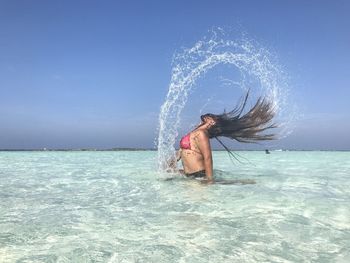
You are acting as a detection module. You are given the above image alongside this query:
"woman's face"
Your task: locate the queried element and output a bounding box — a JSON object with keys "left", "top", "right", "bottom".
{"left": 201, "top": 115, "right": 216, "bottom": 125}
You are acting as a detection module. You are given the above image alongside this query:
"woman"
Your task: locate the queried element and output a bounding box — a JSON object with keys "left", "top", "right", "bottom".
{"left": 176, "top": 91, "right": 277, "bottom": 181}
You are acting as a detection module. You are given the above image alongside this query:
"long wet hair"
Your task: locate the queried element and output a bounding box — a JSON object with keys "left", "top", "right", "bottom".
{"left": 200, "top": 90, "right": 277, "bottom": 162}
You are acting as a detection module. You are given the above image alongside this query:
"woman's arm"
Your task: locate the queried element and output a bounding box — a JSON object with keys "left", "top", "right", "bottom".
{"left": 176, "top": 149, "right": 182, "bottom": 161}
{"left": 166, "top": 150, "right": 182, "bottom": 173}
{"left": 196, "top": 130, "right": 213, "bottom": 181}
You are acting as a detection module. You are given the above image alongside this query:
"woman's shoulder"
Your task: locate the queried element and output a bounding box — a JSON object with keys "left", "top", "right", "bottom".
{"left": 192, "top": 129, "right": 209, "bottom": 138}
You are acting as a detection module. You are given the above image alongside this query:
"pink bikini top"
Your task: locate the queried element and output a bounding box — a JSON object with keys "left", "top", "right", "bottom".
{"left": 180, "top": 132, "right": 202, "bottom": 154}
{"left": 180, "top": 133, "right": 202, "bottom": 154}
{"left": 180, "top": 133, "right": 191, "bottom": 150}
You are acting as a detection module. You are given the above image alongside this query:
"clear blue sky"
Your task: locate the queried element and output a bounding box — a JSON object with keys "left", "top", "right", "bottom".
{"left": 0, "top": 0, "right": 349, "bottom": 150}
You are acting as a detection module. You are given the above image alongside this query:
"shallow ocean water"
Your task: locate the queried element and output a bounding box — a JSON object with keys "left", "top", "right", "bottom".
{"left": 0, "top": 151, "right": 349, "bottom": 262}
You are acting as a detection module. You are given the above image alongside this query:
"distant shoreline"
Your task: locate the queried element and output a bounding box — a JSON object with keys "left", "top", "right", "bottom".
{"left": 0, "top": 148, "right": 349, "bottom": 152}
{"left": 0, "top": 148, "right": 155, "bottom": 152}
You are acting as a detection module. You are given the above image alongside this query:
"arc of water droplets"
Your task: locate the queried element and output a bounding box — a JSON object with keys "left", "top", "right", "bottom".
{"left": 157, "top": 35, "right": 286, "bottom": 172}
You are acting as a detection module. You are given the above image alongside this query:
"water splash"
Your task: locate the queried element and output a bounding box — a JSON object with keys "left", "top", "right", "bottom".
{"left": 157, "top": 30, "right": 289, "bottom": 171}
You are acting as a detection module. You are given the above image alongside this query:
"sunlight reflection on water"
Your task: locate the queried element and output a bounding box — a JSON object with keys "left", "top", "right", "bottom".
{"left": 0, "top": 151, "right": 350, "bottom": 262}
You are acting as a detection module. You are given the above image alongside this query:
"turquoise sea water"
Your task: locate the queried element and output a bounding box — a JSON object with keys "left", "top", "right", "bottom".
{"left": 0, "top": 151, "right": 349, "bottom": 262}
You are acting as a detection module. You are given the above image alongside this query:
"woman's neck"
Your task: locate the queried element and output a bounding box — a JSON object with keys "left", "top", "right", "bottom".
{"left": 194, "top": 122, "right": 210, "bottom": 131}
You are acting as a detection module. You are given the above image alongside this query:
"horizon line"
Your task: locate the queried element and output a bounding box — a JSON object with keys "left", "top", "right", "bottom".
{"left": 0, "top": 148, "right": 349, "bottom": 152}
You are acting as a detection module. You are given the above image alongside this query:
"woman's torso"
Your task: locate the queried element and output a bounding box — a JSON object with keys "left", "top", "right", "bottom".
{"left": 180, "top": 131, "right": 205, "bottom": 174}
